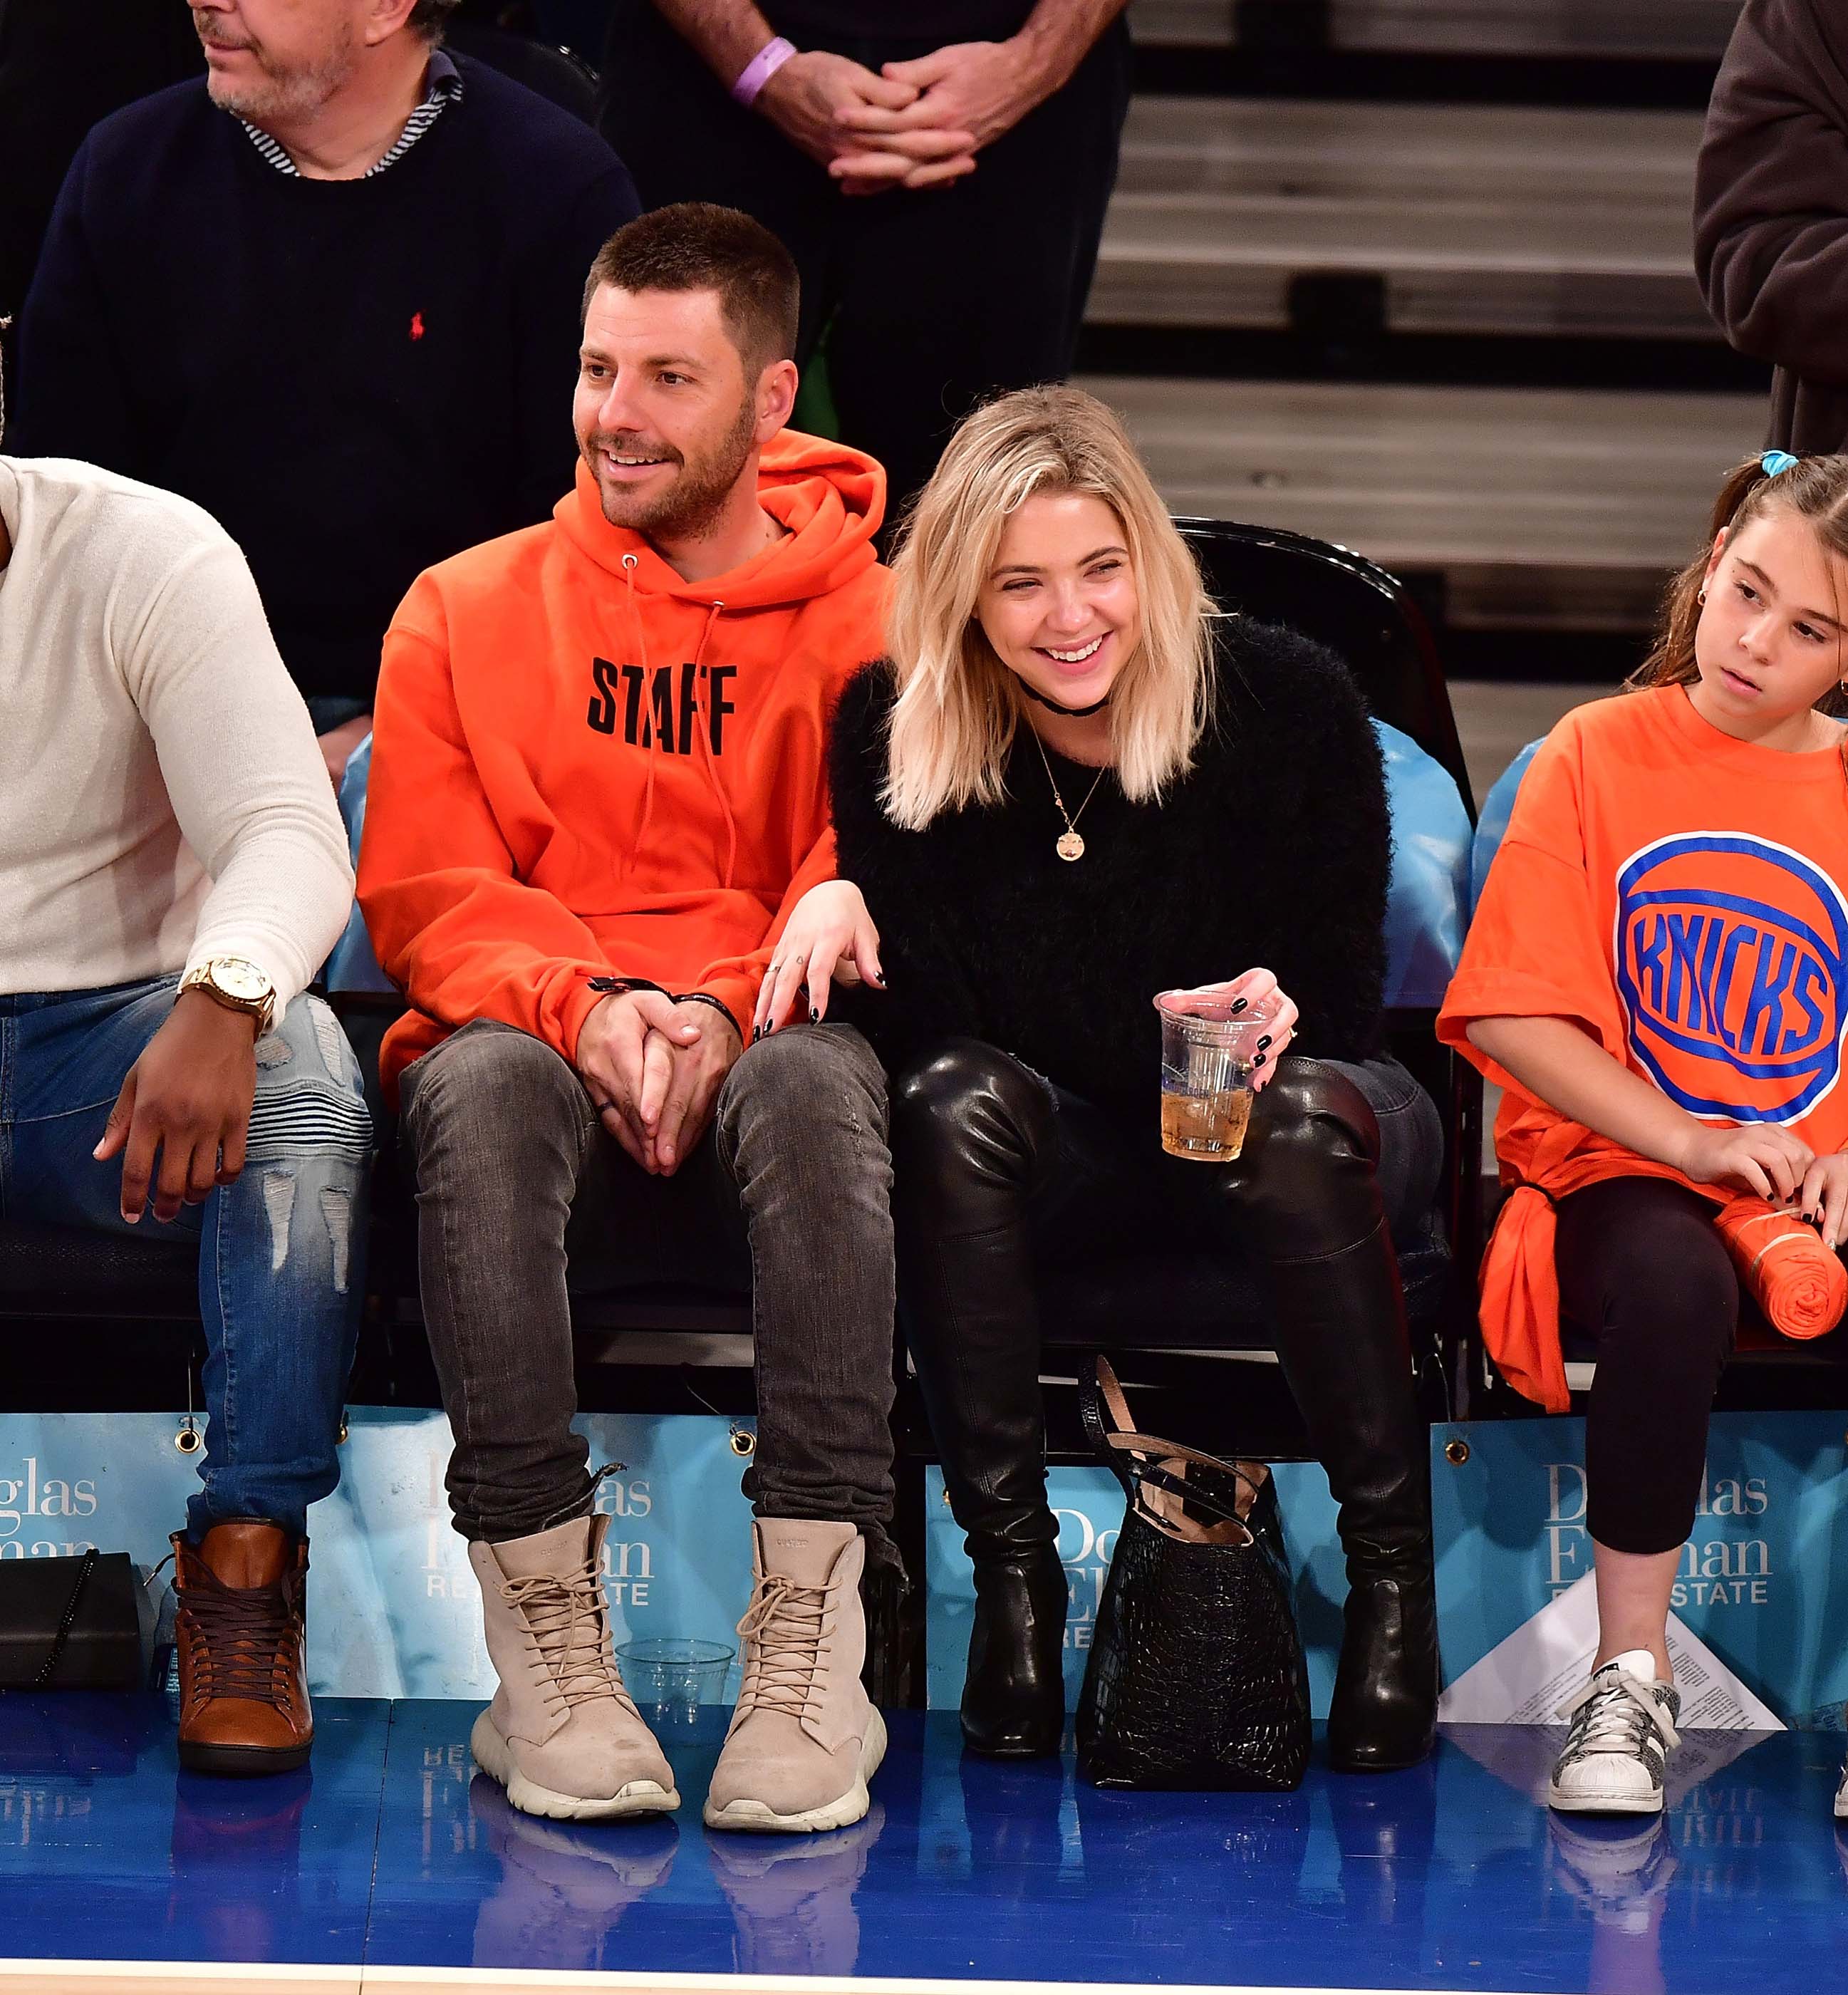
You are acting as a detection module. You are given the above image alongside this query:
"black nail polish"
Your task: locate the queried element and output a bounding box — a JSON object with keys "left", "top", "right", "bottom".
{"left": 1257, "top": 1035, "right": 1272, "bottom": 1050}
{"left": 809, "top": 1006, "right": 819, "bottom": 1023}
{"left": 1230, "top": 998, "right": 1247, "bottom": 1013}
{"left": 1252, "top": 1052, "right": 1266, "bottom": 1067}
{"left": 751, "top": 1025, "right": 762, "bottom": 1043}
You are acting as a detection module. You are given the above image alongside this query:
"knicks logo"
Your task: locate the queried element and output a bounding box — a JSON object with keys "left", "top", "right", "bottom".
{"left": 1615, "top": 832, "right": 1848, "bottom": 1123}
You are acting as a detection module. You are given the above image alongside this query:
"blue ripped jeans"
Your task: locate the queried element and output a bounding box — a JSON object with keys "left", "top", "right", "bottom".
{"left": 0, "top": 978, "right": 372, "bottom": 1535}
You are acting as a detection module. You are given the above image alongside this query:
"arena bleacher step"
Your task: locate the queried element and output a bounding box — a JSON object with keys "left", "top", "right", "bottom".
{"left": 1077, "top": 373, "right": 1765, "bottom": 630}
{"left": 1091, "top": 97, "right": 1713, "bottom": 342}
{"left": 1131, "top": 0, "right": 1741, "bottom": 63}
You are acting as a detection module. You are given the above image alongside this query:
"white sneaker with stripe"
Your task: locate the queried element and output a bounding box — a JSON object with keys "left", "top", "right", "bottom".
{"left": 1547, "top": 1649, "right": 1681, "bottom": 1815}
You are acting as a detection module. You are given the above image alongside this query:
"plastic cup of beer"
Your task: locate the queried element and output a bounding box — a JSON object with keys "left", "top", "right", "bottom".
{"left": 1153, "top": 991, "right": 1278, "bottom": 1161}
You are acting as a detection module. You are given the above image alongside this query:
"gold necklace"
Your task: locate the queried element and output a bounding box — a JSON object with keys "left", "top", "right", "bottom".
{"left": 1030, "top": 728, "right": 1109, "bottom": 862}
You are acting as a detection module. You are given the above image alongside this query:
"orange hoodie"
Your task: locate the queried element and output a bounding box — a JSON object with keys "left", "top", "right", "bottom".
{"left": 358, "top": 430, "right": 888, "bottom": 1096}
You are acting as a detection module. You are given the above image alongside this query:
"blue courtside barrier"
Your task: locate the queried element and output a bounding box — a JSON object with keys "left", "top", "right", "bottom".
{"left": 929, "top": 1410, "right": 1848, "bottom": 1723}
{"left": 0, "top": 1408, "right": 756, "bottom": 1700}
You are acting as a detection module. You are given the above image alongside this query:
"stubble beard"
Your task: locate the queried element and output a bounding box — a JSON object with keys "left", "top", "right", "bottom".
{"left": 198, "top": 16, "right": 358, "bottom": 127}
{"left": 586, "top": 394, "right": 759, "bottom": 542}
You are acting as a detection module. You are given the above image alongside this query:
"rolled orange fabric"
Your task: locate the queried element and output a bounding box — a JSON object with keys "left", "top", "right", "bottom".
{"left": 1715, "top": 1196, "right": 1848, "bottom": 1340}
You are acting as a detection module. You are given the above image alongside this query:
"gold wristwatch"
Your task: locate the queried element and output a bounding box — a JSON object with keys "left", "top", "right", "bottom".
{"left": 178, "top": 956, "right": 276, "bottom": 1036}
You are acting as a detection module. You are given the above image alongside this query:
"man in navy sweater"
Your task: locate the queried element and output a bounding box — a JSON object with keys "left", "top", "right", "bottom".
{"left": 11, "top": 0, "right": 639, "bottom": 782}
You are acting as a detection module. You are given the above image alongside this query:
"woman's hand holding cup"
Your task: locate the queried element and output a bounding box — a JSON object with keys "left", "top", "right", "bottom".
{"left": 1158, "top": 967, "right": 1298, "bottom": 1091}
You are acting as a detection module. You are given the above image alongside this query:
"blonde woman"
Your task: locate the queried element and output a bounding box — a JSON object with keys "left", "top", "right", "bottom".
{"left": 757, "top": 385, "right": 1443, "bottom": 1772}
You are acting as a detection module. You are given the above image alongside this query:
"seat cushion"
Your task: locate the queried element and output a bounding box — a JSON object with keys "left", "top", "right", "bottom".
{"left": 0, "top": 1220, "right": 199, "bottom": 1320}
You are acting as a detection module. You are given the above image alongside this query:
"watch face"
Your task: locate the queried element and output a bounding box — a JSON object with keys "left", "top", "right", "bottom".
{"left": 212, "top": 958, "right": 270, "bottom": 1002}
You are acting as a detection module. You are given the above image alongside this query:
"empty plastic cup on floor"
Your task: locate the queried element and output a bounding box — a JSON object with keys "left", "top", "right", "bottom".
{"left": 616, "top": 1637, "right": 734, "bottom": 1736}
{"left": 1153, "top": 991, "right": 1279, "bottom": 1161}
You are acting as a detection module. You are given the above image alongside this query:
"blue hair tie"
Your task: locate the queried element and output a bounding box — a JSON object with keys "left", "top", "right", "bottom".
{"left": 1761, "top": 449, "right": 1800, "bottom": 477}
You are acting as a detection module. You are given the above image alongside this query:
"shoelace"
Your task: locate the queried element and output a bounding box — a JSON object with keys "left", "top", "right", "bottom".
{"left": 501, "top": 1568, "right": 631, "bottom": 1715}
{"left": 734, "top": 1574, "right": 829, "bottom": 1720}
{"left": 1557, "top": 1670, "right": 1681, "bottom": 1759}
{"left": 180, "top": 1570, "right": 297, "bottom": 1706}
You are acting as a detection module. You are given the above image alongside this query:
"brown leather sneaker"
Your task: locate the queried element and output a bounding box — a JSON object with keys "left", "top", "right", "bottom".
{"left": 172, "top": 1522, "right": 313, "bottom": 1776}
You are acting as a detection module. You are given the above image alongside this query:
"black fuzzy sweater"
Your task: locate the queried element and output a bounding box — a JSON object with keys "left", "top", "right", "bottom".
{"left": 829, "top": 621, "right": 1391, "bottom": 1120}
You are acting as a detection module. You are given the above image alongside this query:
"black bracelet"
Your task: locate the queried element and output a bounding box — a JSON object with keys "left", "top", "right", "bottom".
{"left": 673, "top": 992, "right": 741, "bottom": 1031}
{"left": 587, "top": 975, "right": 665, "bottom": 998}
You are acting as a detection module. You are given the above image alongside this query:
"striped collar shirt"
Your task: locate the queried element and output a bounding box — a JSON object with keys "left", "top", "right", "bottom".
{"left": 239, "top": 49, "right": 462, "bottom": 178}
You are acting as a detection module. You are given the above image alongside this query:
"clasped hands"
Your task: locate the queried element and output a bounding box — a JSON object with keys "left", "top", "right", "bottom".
{"left": 757, "top": 38, "right": 1055, "bottom": 195}
{"left": 577, "top": 990, "right": 740, "bottom": 1176}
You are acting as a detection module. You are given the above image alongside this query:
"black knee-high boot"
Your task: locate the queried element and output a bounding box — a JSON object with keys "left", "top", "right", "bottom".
{"left": 891, "top": 1042, "right": 1068, "bottom": 1758}
{"left": 1206, "top": 1059, "right": 1439, "bottom": 1773}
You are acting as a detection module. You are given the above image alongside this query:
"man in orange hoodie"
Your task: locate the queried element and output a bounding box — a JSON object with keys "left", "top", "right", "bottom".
{"left": 358, "top": 204, "right": 894, "bottom": 1835}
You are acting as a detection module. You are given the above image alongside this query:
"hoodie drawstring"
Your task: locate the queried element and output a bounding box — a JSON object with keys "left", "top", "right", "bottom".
{"left": 622, "top": 555, "right": 660, "bottom": 873}
{"left": 623, "top": 564, "right": 738, "bottom": 890}
{"left": 690, "top": 599, "right": 739, "bottom": 889}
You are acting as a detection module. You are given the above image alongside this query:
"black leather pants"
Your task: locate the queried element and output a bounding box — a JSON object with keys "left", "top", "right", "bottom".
{"left": 891, "top": 1040, "right": 1440, "bottom": 1769}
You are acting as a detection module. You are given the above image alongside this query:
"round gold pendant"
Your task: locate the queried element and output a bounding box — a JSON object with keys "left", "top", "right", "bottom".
{"left": 1057, "top": 830, "right": 1085, "bottom": 862}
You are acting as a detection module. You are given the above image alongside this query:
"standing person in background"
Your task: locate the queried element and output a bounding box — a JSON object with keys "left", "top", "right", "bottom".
{"left": 1697, "top": 0, "right": 1848, "bottom": 453}
{"left": 600, "top": 0, "right": 1131, "bottom": 519}
{"left": 9, "top": 0, "right": 638, "bottom": 784}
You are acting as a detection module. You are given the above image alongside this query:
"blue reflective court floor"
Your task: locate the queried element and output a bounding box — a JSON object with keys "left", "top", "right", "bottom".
{"left": 0, "top": 1699, "right": 1844, "bottom": 1994}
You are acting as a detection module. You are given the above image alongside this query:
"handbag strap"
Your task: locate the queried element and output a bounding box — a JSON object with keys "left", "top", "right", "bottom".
{"left": 30, "top": 1549, "right": 98, "bottom": 1690}
{"left": 1078, "top": 1357, "right": 1262, "bottom": 1542}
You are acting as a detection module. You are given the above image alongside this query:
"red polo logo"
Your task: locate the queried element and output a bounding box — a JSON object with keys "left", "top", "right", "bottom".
{"left": 409, "top": 312, "right": 426, "bottom": 341}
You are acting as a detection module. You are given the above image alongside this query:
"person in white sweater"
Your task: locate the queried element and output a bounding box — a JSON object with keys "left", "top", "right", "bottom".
{"left": 0, "top": 448, "right": 367, "bottom": 1778}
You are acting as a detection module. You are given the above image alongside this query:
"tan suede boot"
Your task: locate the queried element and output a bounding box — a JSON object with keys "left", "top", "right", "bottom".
{"left": 704, "top": 1520, "right": 887, "bottom": 1834}
{"left": 468, "top": 1513, "right": 679, "bottom": 1821}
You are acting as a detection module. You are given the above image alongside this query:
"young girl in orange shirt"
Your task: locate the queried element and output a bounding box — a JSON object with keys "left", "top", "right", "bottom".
{"left": 1440, "top": 451, "right": 1848, "bottom": 1818}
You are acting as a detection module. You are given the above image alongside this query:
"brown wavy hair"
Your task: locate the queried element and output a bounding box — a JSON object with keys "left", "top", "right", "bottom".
{"left": 1629, "top": 452, "right": 1848, "bottom": 717}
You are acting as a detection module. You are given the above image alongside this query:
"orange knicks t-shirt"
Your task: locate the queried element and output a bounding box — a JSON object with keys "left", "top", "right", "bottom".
{"left": 1438, "top": 684, "right": 1848, "bottom": 1410}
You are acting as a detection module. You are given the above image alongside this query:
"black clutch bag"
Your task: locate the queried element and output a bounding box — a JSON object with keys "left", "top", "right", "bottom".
{"left": 1075, "top": 1357, "right": 1312, "bottom": 1792}
{"left": 0, "top": 1550, "right": 145, "bottom": 1690}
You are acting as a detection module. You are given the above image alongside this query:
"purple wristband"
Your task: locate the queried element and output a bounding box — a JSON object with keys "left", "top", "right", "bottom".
{"left": 732, "top": 34, "right": 796, "bottom": 108}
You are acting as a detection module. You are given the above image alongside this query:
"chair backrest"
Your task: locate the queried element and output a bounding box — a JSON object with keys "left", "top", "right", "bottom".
{"left": 1470, "top": 737, "right": 1544, "bottom": 913}
{"left": 445, "top": 21, "right": 598, "bottom": 122}
{"left": 326, "top": 733, "right": 394, "bottom": 995}
{"left": 1376, "top": 720, "right": 1472, "bottom": 1008}
{"left": 1177, "top": 517, "right": 1473, "bottom": 812}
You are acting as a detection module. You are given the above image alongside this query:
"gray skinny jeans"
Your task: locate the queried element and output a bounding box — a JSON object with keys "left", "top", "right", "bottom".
{"left": 399, "top": 1019, "right": 897, "bottom": 1558}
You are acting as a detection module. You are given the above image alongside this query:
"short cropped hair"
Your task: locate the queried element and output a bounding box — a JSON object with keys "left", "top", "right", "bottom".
{"left": 408, "top": 0, "right": 462, "bottom": 36}
{"left": 581, "top": 203, "right": 800, "bottom": 380}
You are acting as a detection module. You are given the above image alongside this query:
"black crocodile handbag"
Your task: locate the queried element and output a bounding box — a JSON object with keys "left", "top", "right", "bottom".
{"left": 1075, "top": 1357, "right": 1311, "bottom": 1791}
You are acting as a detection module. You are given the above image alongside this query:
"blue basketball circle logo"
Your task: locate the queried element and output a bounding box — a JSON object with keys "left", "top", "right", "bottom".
{"left": 1614, "top": 832, "right": 1848, "bottom": 1124}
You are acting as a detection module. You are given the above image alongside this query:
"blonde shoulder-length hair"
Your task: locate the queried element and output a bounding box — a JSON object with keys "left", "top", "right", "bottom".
{"left": 881, "top": 384, "right": 1218, "bottom": 829}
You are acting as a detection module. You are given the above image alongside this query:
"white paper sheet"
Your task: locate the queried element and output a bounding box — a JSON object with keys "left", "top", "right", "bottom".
{"left": 1437, "top": 1570, "right": 1785, "bottom": 1731}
